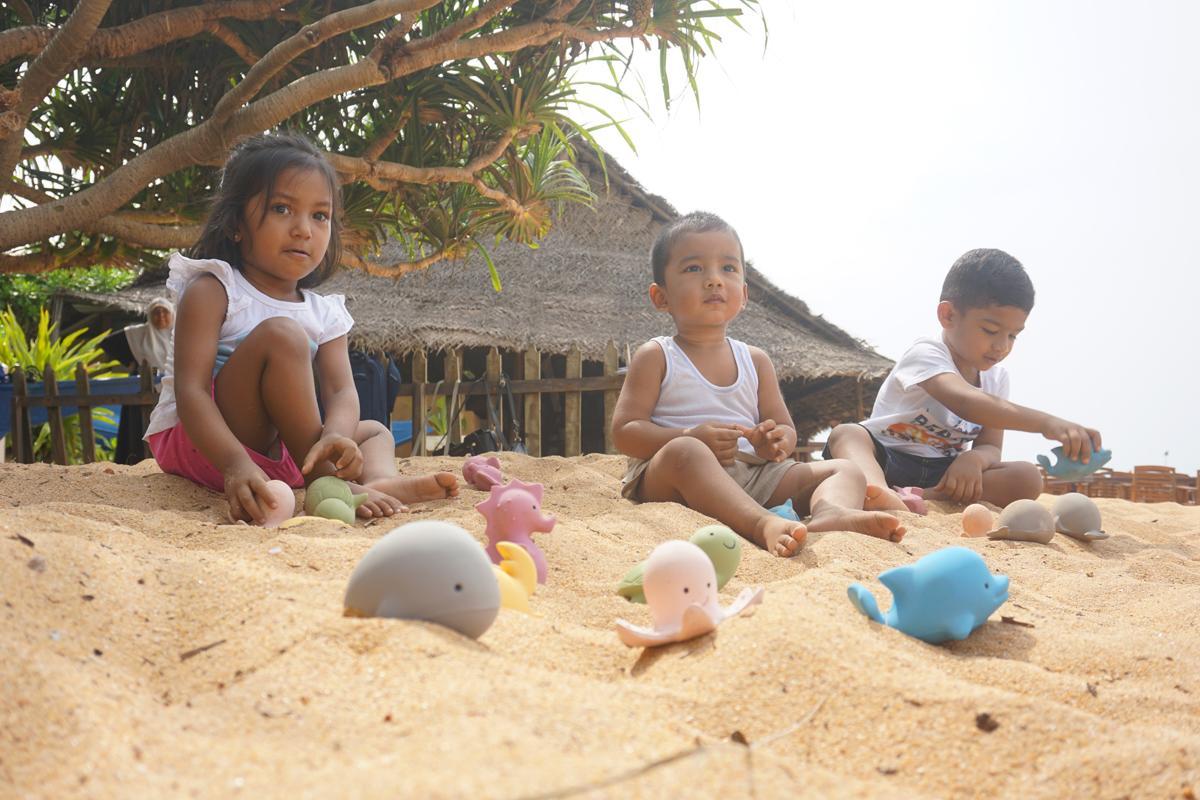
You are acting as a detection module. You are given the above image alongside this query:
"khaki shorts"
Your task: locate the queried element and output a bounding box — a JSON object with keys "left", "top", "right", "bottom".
{"left": 621, "top": 451, "right": 797, "bottom": 507}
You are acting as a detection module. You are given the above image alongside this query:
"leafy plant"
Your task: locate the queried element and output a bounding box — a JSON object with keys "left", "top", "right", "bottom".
{"left": 0, "top": 266, "right": 136, "bottom": 336}
{"left": 1, "top": 305, "right": 123, "bottom": 463}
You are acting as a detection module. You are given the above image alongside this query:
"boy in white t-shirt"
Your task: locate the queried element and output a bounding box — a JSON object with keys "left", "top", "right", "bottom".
{"left": 824, "top": 248, "right": 1102, "bottom": 512}
{"left": 612, "top": 212, "right": 906, "bottom": 557}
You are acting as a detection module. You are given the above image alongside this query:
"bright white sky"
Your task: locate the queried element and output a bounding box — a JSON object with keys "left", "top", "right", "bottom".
{"left": 578, "top": 0, "right": 1199, "bottom": 474}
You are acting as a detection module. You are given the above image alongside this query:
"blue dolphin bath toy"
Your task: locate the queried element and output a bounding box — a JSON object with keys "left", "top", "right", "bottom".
{"left": 847, "top": 547, "right": 1009, "bottom": 644}
{"left": 1037, "top": 446, "right": 1112, "bottom": 481}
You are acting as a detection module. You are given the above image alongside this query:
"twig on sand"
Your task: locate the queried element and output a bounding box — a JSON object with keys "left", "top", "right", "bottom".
{"left": 180, "top": 639, "right": 226, "bottom": 661}
{"left": 515, "top": 696, "right": 829, "bottom": 800}
{"left": 1000, "top": 615, "right": 1035, "bottom": 628}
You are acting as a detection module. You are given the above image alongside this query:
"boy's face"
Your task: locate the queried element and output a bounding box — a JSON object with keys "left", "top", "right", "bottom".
{"left": 649, "top": 230, "right": 748, "bottom": 329}
{"left": 938, "top": 301, "right": 1028, "bottom": 372}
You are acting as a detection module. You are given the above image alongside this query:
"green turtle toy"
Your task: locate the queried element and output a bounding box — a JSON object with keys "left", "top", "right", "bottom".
{"left": 303, "top": 476, "right": 368, "bottom": 524}
{"left": 617, "top": 524, "right": 743, "bottom": 603}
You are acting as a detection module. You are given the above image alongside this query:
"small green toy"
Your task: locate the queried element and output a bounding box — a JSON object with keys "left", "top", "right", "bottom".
{"left": 617, "top": 524, "right": 743, "bottom": 603}
{"left": 303, "top": 476, "right": 368, "bottom": 524}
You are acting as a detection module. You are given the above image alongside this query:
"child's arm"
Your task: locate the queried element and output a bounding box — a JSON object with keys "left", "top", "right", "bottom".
{"left": 611, "top": 342, "right": 743, "bottom": 465}
{"left": 920, "top": 373, "right": 1101, "bottom": 462}
{"left": 303, "top": 334, "right": 363, "bottom": 480}
{"left": 173, "top": 276, "right": 273, "bottom": 523}
{"left": 742, "top": 347, "right": 798, "bottom": 462}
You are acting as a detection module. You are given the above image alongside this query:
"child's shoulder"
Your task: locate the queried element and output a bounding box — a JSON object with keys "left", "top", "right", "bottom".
{"left": 166, "top": 253, "right": 237, "bottom": 301}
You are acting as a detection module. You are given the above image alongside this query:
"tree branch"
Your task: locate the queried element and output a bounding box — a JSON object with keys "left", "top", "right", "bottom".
{"left": 0, "top": 0, "right": 113, "bottom": 178}
{"left": 0, "top": 1, "right": 281, "bottom": 65}
{"left": 207, "top": 22, "right": 260, "bottom": 66}
{"left": 89, "top": 217, "right": 201, "bottom": 249}
{"left": 355, "top": 248, "right": 451, "bottom": 278}
{"left": 0, "top": 9, "right": 652, "bottom": 253}
{"left": 211, "top": 0, "right": 436, "bottom": 125}
{"left": 415, "top": 0, "right": 517, "bottom": 51}
{"left": 360, "top": 110, "right": 412, "bottom": 161}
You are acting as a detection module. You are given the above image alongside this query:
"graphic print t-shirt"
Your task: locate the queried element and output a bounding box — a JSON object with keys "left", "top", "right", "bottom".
{"left": 861, "top": 336, "right": 1010, "bottom": 458}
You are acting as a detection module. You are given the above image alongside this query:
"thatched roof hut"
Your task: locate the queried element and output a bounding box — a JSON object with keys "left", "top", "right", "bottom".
{"left": 61, "top": 149, "right": 891, "bottom": 448}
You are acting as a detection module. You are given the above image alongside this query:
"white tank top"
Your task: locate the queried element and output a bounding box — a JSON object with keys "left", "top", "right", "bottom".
{"left": 649, "top": 336, "right": 759, "bottom": 456}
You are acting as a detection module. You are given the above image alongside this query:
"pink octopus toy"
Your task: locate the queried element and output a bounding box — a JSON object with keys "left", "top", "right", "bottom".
{"left": 475, "top": 479, "right": 555, "bottom": 584}
{"left": 462, "top": 454, "right": 503, "bottom": 491}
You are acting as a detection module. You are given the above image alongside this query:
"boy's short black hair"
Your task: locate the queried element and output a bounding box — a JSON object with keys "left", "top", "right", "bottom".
{"left": 650, "top": 211, "right": 744, "bottom": 285}
{"left": 941, "top": 248, "right": 1035, "bottom": 312}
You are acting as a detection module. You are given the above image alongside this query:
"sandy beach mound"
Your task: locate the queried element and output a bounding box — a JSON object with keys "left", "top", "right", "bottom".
{"left": 2, "top": 454, "right": 1199, "bottom": 798}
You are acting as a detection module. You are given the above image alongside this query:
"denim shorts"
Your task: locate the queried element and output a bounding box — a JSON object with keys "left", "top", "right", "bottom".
{"left": 823, "top": 424, "right": 957, "bottom": 489}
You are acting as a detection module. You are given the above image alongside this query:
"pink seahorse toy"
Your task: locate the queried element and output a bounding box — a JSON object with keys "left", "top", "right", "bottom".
{"left": 462, "top": 455, "right": 503, "bottom": 491}
{"left": 475, "top": 479, "right": 555, "bottom": 584}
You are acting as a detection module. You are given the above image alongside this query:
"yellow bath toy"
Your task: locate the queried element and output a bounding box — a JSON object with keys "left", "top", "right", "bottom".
{"left": 493, "top": 541, "right": 536, "bottom": 613}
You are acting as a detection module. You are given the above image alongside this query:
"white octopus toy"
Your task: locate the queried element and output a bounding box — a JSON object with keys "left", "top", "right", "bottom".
{"left": 615, "top": 540, "right": 764, "bottom": 648}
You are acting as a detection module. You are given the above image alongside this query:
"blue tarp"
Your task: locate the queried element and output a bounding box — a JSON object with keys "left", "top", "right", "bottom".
{"left": 0, "top": 376, "right": 143, "bottom": 439}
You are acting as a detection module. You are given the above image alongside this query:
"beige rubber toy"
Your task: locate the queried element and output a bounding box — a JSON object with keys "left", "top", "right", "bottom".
{"left": 1052, "top": 493, "right": 1108, "bottom": 541}
{"left": 987, "top": 499, "right": 1055, "bottom": 544}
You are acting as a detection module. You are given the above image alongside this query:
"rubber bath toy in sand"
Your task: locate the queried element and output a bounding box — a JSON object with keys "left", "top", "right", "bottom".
{"left": 1052, "top": 492, "right": 1108, "bottom": 541}
{"left": 961, "top": 503, "right": 994, "bottom": 537}
{"left": 1037, "top": 446, "right": 1112, "bottom": 481}
{"left": 259, "top": 480, "right": 297, "bottom": 528}
{"left": 343, "top": 520, "right": 500, "bottom": 639}
{"left": 462, "top": 455, "right": 503, "bottom": 491}
{"left": 893, "top": 486, "right": 928, "bottom": 515}
{"left": 769, "top": 499, "right": 800, "bottom": 521}
{"left": 617, "top": 524, "right": 743, "bottom": 604}
{"left": 303, "top": 475, "right": 368, "bottom": 524}
{"left": 847, "top": 546, "right": 1009, "bottom": 644}
{"left": 476, "top": 479, "right": 555, "bottom": 584}
{"left": 988, "top": 498, "right": 1055, "bottom": 544}
{"left": 615, "top": 540, "right": 764, "bottom": 648}
{"left": 493, "top": 541, "right": 537, "bottom": 613}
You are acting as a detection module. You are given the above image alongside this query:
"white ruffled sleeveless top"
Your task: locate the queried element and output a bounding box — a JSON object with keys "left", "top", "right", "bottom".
{"left": 144, "top": 253, "right": 353, "bottom": 439}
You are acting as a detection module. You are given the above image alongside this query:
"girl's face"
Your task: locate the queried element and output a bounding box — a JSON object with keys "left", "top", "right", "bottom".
{"left": 236, "top": 166, "right": 333, "bottom": 294}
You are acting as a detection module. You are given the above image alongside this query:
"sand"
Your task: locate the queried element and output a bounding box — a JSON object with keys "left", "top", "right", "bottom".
{"left": 2, "top": 453, "right": 1199, "bottom": 799}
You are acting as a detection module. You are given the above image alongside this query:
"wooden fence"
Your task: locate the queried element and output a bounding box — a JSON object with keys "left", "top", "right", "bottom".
{"left": 7, "top": 364, "right": 157, "bottom": 464}
{"left": 403, "top": 344, "right": 625, "bottom": 457}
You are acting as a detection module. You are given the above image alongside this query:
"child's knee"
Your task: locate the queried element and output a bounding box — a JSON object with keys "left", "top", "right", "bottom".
{"left": 1009, "top": 462, "right": 1044, "bottom": 500}
{"left": 358, "top": 419, "right": 390, "bottom": 442}
{"left": 827, "top": 423, "right": 867, "bottom": 454}
{"left": 250, "top": 317, "right": 310, "bottom": 356}
{"left": 657, "top": 435, "right": 716, "bottom": 470}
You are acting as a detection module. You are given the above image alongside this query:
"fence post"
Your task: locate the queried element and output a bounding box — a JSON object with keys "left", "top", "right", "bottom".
{"left": 564, "top": 346, "right": 582, "bottom": 457}
{"left": 42, "top": 365, "right": 68, "bottom": 465}
{"left": 12, "top": 367, "right": 33, "bottom": 464}
{"left": 603, "top": 341, "right": 619, "bottom": 455}
{"left": 411, "top": 350, "right": 428, "bottom": 456}
{"left": 137, "top": 362, "right": 153, "bottom": 461}
{"left": 76, "top": 364, "right": 96, "bottom": 464}
{"left": 486, "top": 346, "right": 502, "bottom": 435}
{"left": 523, "top": 348, "right": 541, "bottom": 457}
{"left": 444, "top": 348, "right": 462, "bottom": 451}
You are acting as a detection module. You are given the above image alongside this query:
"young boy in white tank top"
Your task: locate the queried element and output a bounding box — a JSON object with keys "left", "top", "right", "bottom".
{"left": 612, "top": 213, "right": 906, "bottom": 557}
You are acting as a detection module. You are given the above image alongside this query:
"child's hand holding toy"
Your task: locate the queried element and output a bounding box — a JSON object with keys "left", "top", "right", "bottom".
{"left": 1039, "top": 416, "right": 1102, "bottom": 464}
{"left": 686, "top": 422, "right": 743, "bottom": 466}
{"left": 741, "top": 419, "right": 790, "bottom": 463}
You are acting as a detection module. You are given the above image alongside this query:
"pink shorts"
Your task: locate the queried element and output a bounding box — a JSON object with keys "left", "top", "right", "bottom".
{"left": 148, "top": 422, "right": 305, "bottom": 493}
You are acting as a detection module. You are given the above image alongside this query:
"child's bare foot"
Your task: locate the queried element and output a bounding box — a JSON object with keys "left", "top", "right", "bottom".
{"left": 863, "top": 484, "right": 911, "bottom": 513}
{"left": 750, "top": 515, "right": 808, "bottom": 557}
{"left": 808, "top": 506, "right": 906, "bottom": 542}
{"left": 346, "top": 483, "right": 408, "bottom": 518}
{"left": 366, "top": 472, "right": 459, "bottom": 505}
